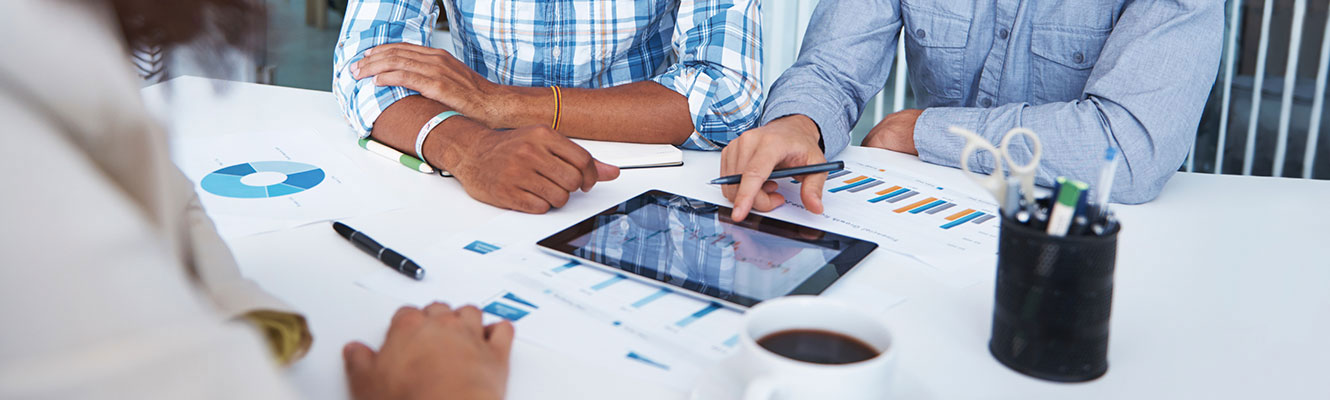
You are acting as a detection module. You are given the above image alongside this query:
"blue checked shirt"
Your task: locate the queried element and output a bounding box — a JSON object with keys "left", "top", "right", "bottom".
{"left": 333, "top": 0, "right": 763, "bottom": 150}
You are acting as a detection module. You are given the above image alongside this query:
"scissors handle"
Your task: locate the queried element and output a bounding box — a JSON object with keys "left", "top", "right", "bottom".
{"left": 947, "top": 126, "right": 1007, "bottom": 204}
{"left": 998, "top": 127, "right": 1043, "bottom": 205}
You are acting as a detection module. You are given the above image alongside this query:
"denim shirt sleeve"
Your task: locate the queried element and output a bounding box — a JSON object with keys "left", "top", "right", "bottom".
{"left": 915, "top": 0, "right": 1224, "bottom": 204}
{"left": 760, "top": 0, "right": 904, "bottom": 158}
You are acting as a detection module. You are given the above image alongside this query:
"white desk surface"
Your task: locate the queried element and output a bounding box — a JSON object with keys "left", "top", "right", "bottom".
{"left": 143, "top": 77, "right": 1330, "bottom": 399}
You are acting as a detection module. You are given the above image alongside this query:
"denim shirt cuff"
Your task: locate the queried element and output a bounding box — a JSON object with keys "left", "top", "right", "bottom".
{"left": 914, "top": 107, "right": 992, "bottom": 171}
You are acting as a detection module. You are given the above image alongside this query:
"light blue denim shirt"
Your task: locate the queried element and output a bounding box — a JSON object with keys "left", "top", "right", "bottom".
{"left": 762, "top": 0, "right": 1223, "bottom": 203}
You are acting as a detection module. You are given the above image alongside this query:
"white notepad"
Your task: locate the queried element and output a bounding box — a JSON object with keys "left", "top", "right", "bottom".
{"left": 571, "top": 138, "right": 684, "bottom": 169}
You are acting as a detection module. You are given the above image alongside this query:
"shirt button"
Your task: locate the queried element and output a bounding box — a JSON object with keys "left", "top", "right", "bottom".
{"left": 915, "top": 29, "right": 927, "bottom": 39}
{"left": 552, "top": 47, "right": 562, "bottom": 58}
{"left": 981, "top": 98, "right": 994, "bottom": 107}
{"left": 998, "top": 29, "right": 1009, "bottom": 40}
{"left": 1074, "top": 52, "right": 1085, "bottom": 63}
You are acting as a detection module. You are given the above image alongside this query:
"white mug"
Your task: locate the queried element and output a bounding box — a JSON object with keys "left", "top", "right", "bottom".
{"left": 727, "top": 296, "right": 896, "bottom": 400}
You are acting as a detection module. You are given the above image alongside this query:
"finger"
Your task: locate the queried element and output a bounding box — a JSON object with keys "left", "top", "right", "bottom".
{"left": 485, "top": 320, "right": 516, "bottom": 362}
{"left": 719, "top": 145, "right": 735, "bottom": 200}
{"left": 423, "top": 302, "right": 453, "bottom": 318}
{"left": 593, "top": 160, "right": 620, "bottom": 183}
{"left": 385, "top": 306, "right": 423, "bottom": 342}
{"left": 371, "top": 70, "right": 432, "bottom": 91}
{"left": 519, "top": 175, "right": 571, "bottom": 209}
{"left": 343, "top": 342, "right": 378, "bottom": 400}
{"left": 545, "top": 138, "right": 599, "bottom": 191}
{"left": 455, "top": 305, "right": 485, "bottom": 337}
{"left": 749, "top": 191, "right": 786, "bottom": 213}
{"left": 502, "top": 188, "right": 552, "bottom": 214}
{"left": 800, "top": 170, "right": 828, "bottom": 215}
{"left": 762, "top": 180, "right": 780, "bottom": 193}
{"left": 534, "top": 158, "right": 583, "bottom": 193}
{"left": 357, "top": 54, "right": 433, "bottom": 80}
{"left": 730, "top": 151, "right": 780, "bottom": 221}
{"left": 365, "top": 42, "right": 439, "bottom": 57}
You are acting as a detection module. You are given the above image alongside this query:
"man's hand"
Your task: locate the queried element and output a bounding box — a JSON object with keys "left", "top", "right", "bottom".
{"left": 720, "top": 115, "right": 827, "bottom": 221}
{"left": 440, "top": 125, "right": 620, "bottom": 214}
{"left": 343, "top": 303, "right": 514, "bottom": 400}
{"left": 353, "top": 43, "right": 515, "bottom": 128}
{"left": 862, "top": 109, "right": 922, "bottom": 155}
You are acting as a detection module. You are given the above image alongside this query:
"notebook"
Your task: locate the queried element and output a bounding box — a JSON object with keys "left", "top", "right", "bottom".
{"left": 571, "top": 138, "right": 684, "bottom": 169}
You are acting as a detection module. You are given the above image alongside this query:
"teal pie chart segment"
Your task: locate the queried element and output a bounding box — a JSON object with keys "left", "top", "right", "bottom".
{"left": 201, "top": 161, "right": 325, "bottom": 199}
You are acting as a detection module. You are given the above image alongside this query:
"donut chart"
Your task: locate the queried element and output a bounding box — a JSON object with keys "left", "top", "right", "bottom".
{"left": 201, "top": 161, "right": 325, "bottom": 199}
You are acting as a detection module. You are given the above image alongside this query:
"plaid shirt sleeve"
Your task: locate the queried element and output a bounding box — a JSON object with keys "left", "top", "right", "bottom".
{"left": 651, "top": 0, "right": 764, "bottom": 151}
{"left": 332, "top": 0, "right": 440, "bottom": 138}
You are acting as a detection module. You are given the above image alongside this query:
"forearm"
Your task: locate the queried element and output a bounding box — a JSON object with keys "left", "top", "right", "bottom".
{"left": 489, "top": 81, "right": 694, "bottom": 145}
{"left": 370, "top": 95, "right": 493, "bottom": 172}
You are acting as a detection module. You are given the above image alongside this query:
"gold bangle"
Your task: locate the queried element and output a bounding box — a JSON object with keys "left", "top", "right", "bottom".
{"left": 551, "top": 86, "right": 562, "bottom": 131}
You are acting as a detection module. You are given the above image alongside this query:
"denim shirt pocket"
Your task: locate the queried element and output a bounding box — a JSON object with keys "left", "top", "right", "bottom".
{"left": 1029, "top": 25, "right": 1110, "bottom": 104}
{"left": 902, "top": 7, "right": 971, "bottom": 99}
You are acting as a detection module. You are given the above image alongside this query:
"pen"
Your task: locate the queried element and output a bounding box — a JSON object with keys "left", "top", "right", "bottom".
{"left": 358, "top": 138, "right": 435, "bottom": 174}
{"left": 1046, "top": 177, "right": 1088, "bottom": 237}
{"left": 709, "top": 161, "right": 845, "bottom": 185}
{"left": 1002, "top": 177, "right": 1021, "bottom": 218}
{"left": 332, "top": 221, "right": 425, "bottom": 280}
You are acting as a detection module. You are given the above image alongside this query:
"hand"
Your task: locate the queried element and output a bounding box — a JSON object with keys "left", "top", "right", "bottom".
{"left": 862, "top": 109, "right": 922, "bottom": 155}
{"left": 442, "top": 125, "right": 620, "bottom": 214}
{"left": 720, "top": 115, "right": 827, "bottom": 221}
{"left": 344, "top": 303, "right": 515, "bottom": 400}
{"left": 353, "top": 43, "right": 514, "bottom": 127}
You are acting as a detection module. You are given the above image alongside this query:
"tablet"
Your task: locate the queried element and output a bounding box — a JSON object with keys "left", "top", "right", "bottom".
{"left": 537, "top": 190, "right": 878, "bottom": 308}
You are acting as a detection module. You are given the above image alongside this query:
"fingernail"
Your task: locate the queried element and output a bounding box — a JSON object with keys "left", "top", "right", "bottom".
{"left": 350, "top": 63, "right": 360, "bottom": 77}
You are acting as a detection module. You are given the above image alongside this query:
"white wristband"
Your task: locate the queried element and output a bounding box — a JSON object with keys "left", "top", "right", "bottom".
{"left": 415, "top": 111, "right": 462, "bottom": 168}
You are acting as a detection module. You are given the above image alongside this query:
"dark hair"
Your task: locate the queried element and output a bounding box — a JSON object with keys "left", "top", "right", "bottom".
{"left": 109, "top": 0, "right": 266, "bottom": 56}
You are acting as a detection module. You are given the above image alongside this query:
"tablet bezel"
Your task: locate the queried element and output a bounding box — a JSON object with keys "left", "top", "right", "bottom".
{"left": 536, "top": 190, "right": 878, "bottom": 309}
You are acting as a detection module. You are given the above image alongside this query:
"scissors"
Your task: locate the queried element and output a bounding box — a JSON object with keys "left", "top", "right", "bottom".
{"left": 947, "top": 126, "right": 1043, "bottom": 216}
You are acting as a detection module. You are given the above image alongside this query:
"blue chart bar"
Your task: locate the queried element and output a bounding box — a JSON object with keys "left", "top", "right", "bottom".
{"left": 722, "top": 334, "right": 740, "bottom": 348}
{"left": 632, "top": 288, "right": 672, "bottom": 308}
{"left": 941, "top": 212, "right": 984, "bottom": 229}
{"left": 550, "top": 261, "right": 578, "bottom": 273}
{"left": 826, "top": 170, "right": 851, "bottom": 179}
{"left": 675, "top": 303, "right": 722, "bottom": 328}
{"left": 846, "top": 180, "right": 884, "bottom": 193}
{"left": 463, "top": 240, "right": 501, "bottom": 254}
{"left": 886, "top": 191, "right": 918, "bottom": 203}
{"left": 502, "top": 293, "right": 538, "bottom": 309}
{"left": 592, "top": 275, "right": 626, "bottom": 291}
{"left": 626, "top": 352, "right": 670, "bottom": 370}
{"left": 910, "top": 200, "right": 947, "bottom": 214}
{"left": 829, "top": 178, "right": 875, "bottom": 193}
{"left": 869, "top": 188, "right": 910, "bottom": 203}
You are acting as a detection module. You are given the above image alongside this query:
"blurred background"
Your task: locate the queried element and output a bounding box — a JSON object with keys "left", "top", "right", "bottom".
{"left": 164, "top": 0, "right": 1330, "bottom": 180}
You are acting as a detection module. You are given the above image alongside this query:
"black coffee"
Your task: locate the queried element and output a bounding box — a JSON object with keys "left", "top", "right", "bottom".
{"left": 756, "top": 329, "right": 879, "bottom": 365}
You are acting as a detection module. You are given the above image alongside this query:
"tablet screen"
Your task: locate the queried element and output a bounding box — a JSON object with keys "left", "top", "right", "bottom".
{"left": 538, "top": 191, "right": 878, "bottom": 307}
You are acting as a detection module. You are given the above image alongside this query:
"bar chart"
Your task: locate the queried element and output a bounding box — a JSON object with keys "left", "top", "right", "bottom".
{"left": 824, "top": 168, "right": 997, "bottom": 231}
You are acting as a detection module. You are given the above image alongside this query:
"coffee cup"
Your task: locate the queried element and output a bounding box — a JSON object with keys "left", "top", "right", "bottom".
{"left": 723, "top": 296, "right": 896, "bottom": 400}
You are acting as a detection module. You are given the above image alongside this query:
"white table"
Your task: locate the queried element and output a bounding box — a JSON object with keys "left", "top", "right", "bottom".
{"left": 143, "top": 77, "right": 1330, "bottom": 399}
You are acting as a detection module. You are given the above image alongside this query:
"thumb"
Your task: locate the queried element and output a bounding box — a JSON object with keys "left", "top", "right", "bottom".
{"left": 593, "top": 160, "right": 620, "bottom": 182}
{"left": 485, "top": 321, "right": 516, "bottom": 363}
{"left": 800, "top": 170, "right": 827, "bottom": 214}
{"left": 343, "top": 342, "right": 378, "bottom": 400}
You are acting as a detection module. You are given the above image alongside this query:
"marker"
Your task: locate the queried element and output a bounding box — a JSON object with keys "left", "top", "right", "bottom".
{"left": 332, "top": 221, "right": 425, "bottom": 280}
{"left": 709, "top": 161, "right": 845, "bottom": 185}
{"left": 358, "top": 138, "right": 434, "bottom": 174}
{"left": 1002, "top": 177, "right": 1021, "bottom": 218}
{"left": 1095, "top": 147, "right": 1119, "bottom": 221}
{"left": 1046, "top": 177, "right": 1088, "bottom": 237}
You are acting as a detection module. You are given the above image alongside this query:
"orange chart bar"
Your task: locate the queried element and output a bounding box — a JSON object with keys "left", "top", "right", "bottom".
{"left": 843, "top": 176, "right": 869, "bottom": 184}
{"left": 945, "top": 209, "right": 976, "bottom": 221}
{"left": 875, "top": 185, "right": 903, "bottom": 195}
{"left": 894, "top": 197, "right": 938, "bottom": 213}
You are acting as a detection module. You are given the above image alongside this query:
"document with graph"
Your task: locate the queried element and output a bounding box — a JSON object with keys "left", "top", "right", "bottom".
{"left": 761, "top": 154, "right": 1001, "bottom": 280}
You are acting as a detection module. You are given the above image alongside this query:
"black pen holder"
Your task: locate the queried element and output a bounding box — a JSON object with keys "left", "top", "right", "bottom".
{"left": 988, "top": 211, "right": 1120, "bottom": 382}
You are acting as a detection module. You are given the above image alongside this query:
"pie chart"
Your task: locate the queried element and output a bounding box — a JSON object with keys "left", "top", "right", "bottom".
{"left": 201, "top": 161, "right": 325, "bottom": 199}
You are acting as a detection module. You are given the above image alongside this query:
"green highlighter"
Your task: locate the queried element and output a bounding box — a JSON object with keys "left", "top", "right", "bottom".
{"left": 358, "top": 138, "right": 434, "bottom": 174}
{"left": 1046, "top": 177, "right": 1088, "bottom": 237}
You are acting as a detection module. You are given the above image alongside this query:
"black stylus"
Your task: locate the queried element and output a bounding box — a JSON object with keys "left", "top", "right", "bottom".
{"left": 332, "top": 221, "right": 425, "bottom": 280}
{"left": 709, "top": 161, "right": 844, "bottom": 185}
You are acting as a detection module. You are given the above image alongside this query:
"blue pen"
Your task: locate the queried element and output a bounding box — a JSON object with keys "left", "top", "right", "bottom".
{"left": 1095, "top": 147, "right": 1119, "bottom": 221}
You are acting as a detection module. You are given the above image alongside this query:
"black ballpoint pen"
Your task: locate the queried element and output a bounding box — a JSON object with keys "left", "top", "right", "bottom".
{"left": 332, "top": 221, "right": 425, "bottom": 280}
{"left": 709, "top": 161, "right": 844, "bottom": 185}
